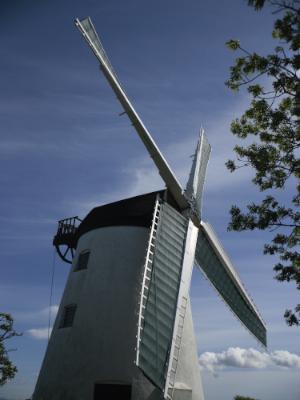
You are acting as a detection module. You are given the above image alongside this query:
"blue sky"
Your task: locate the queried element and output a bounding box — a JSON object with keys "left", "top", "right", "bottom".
{"left": 1, "top": 1, "right": 299, "bottom": 399}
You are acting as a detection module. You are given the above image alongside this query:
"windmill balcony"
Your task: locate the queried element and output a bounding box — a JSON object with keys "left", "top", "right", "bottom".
{"left": 53, "top": 216, "right": 82, "bottom": 264}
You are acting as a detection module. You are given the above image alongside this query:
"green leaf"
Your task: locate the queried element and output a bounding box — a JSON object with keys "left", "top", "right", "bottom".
{"left": 226, "top": 39, "right": 240, "bottom": 50}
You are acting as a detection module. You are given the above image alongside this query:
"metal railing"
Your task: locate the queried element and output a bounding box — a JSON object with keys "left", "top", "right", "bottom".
{"left": 56, "top": 216, "right": 81, "bottom": 238}
{"left": 53, "top": 216, "right": 82, "bottom": 264}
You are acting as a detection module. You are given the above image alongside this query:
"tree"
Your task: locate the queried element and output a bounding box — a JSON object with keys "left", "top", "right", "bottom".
{"left": 226, "top": 0, "right": 300, "bottom": 325}
{"left": 0, "top": 313, "right": 20, "bottom": 386}
{"left": 234, "top": 396, "right": 259, "bottom": 400}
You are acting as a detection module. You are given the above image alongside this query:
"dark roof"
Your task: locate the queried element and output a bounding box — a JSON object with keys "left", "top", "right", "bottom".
{"left": 75, "top": 190, "right": 167, "bottom": 241}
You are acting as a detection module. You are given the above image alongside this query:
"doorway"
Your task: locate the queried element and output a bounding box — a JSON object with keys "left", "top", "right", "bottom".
{"left": 94, "top": 383, "right": 132, "bottom": 399}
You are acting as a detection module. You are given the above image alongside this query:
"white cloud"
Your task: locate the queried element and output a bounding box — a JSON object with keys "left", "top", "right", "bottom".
{"left": 270, "top": 350, "right": 300, "bottom": 368}
{"left": 27, "top": 327, "right": 52, "bottom": 340}
{"left": 42, "top": 305, "right": 59, "bottom": 318}
{"left": 199, "top": 347, "right": 300, "bottom": 375}
{"left": 125, "top": 159, "right": 164, "bottom": 196}
{"left": 15, "top": 304, "right": 58, "bottom": 323}
{"left": 26, "top": 306, "right": 59, "bottom": 340}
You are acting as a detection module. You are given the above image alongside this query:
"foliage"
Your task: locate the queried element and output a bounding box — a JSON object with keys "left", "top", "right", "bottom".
{"left": 234, "top": 396, "right": 258, "bottom": 400}
{"left": 0, "top": 313, "right": 20, "bottom": 386}
{"left": 226, "top": 0, "right": 300, "bottom": 325}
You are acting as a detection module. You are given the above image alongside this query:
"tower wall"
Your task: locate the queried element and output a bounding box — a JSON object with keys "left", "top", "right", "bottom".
{"left": 33, "top": 225, "right": 161, "bottom": 400}
{"left": 33, "top": 192, "right": 205, "bottom": 400}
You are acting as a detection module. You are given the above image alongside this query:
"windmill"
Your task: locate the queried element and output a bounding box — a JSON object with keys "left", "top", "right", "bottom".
{"left": 32, "top": 17, "right": 266, "bottom": 400}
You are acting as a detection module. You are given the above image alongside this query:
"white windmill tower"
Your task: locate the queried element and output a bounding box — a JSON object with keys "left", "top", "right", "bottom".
{"left": 32, "top": 17, "right": 266, "bottom": 400}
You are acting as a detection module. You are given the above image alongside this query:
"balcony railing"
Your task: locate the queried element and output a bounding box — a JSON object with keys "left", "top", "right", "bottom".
{"left": 53, "top": 216, "right": 82, "bottom": 264}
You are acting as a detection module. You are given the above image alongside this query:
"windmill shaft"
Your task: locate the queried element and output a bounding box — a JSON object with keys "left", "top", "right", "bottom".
{"left": 100, "top": 66, "right": 188, "bottom": 210}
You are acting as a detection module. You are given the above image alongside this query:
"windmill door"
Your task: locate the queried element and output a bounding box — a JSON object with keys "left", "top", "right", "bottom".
{"left": 94, "top": 383, "right": 132, "bottom": 399}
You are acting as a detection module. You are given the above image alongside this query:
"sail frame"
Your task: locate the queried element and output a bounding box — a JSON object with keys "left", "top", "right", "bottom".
{"left": 195, "top": 221, "right": 267, "bottom": 347}
{"left": 163, "top": 219, "right": 198, "bottom": 399}
{"left": 136, "top": 199, "right": 197, "bottom": 396}
{"left": 75, "top": 17, "right": 188, "bottom": 210}
{"left": 185, "top": 130, "right": 211, "bottom": 218}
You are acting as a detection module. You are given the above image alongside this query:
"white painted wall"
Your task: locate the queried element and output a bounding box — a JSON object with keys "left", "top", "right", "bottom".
{"left": 32, "top": 224, "right": 204, "bottom": 400}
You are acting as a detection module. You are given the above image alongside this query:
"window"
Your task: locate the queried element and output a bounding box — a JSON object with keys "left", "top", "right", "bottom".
{"left": 94, "top": 384, "right": 131, "bottom": 400}
{"left": 59, "top": 304, "right": 77, "bottom": 328}
{"left": 75, "top": 250, "right": 90, "bottom": 271}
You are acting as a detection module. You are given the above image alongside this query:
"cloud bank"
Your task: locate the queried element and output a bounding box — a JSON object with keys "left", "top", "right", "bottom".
{"left": 199, "top": 347, "right": 300, "bottom": 375}
{"left": 15, "top": 304, "right": 59, "bottom": 323}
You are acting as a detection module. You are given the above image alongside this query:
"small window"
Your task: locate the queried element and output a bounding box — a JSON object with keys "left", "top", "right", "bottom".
{"left": 75, "top": 250, "right": 90, "bottom": 271}
{"left": 59, "top": 304, "right": 77, "bottom": 328}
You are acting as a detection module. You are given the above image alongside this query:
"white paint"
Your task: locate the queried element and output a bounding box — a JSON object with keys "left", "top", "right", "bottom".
{"left": 33, "top": 222, "right": 205, "bottom": 400}
{"left": 164, "top": 221, "right": 199, "bottom": 398}
{"left": 75, "top": 17, "right": 188, "bottom": 210}
{"left": 136, "top": 197, "right": 161, "bottom": 364}
{"left": 174, "top": 298, "right": 205, "bottom": 400}
{"left": 33, "top": 225, "right": 162, "bottom": 400}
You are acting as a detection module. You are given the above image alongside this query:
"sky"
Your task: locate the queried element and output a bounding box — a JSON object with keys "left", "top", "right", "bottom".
{"left": 0, "top": 1, "right": 299, "bottom": 399}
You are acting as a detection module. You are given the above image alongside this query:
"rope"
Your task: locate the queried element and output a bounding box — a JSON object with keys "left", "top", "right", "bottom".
{"left": 48, "top": 248, "right": 56, "bottom": 342}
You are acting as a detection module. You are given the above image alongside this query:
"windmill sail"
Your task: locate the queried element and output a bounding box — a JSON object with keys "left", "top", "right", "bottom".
{"left": 75, "top": 17, "right": 188, "bottom": 210}
{"left": 185, "top": 129, "right": 211, "bottom": 218}
{"left": 163, "top": 219, "right": 198, "bottom": 399}
{"left": 195, "top": 222, "right": 267, "bottom": 347}
{"left": 136, "top": 198, "right": 198, "bottom": 397}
